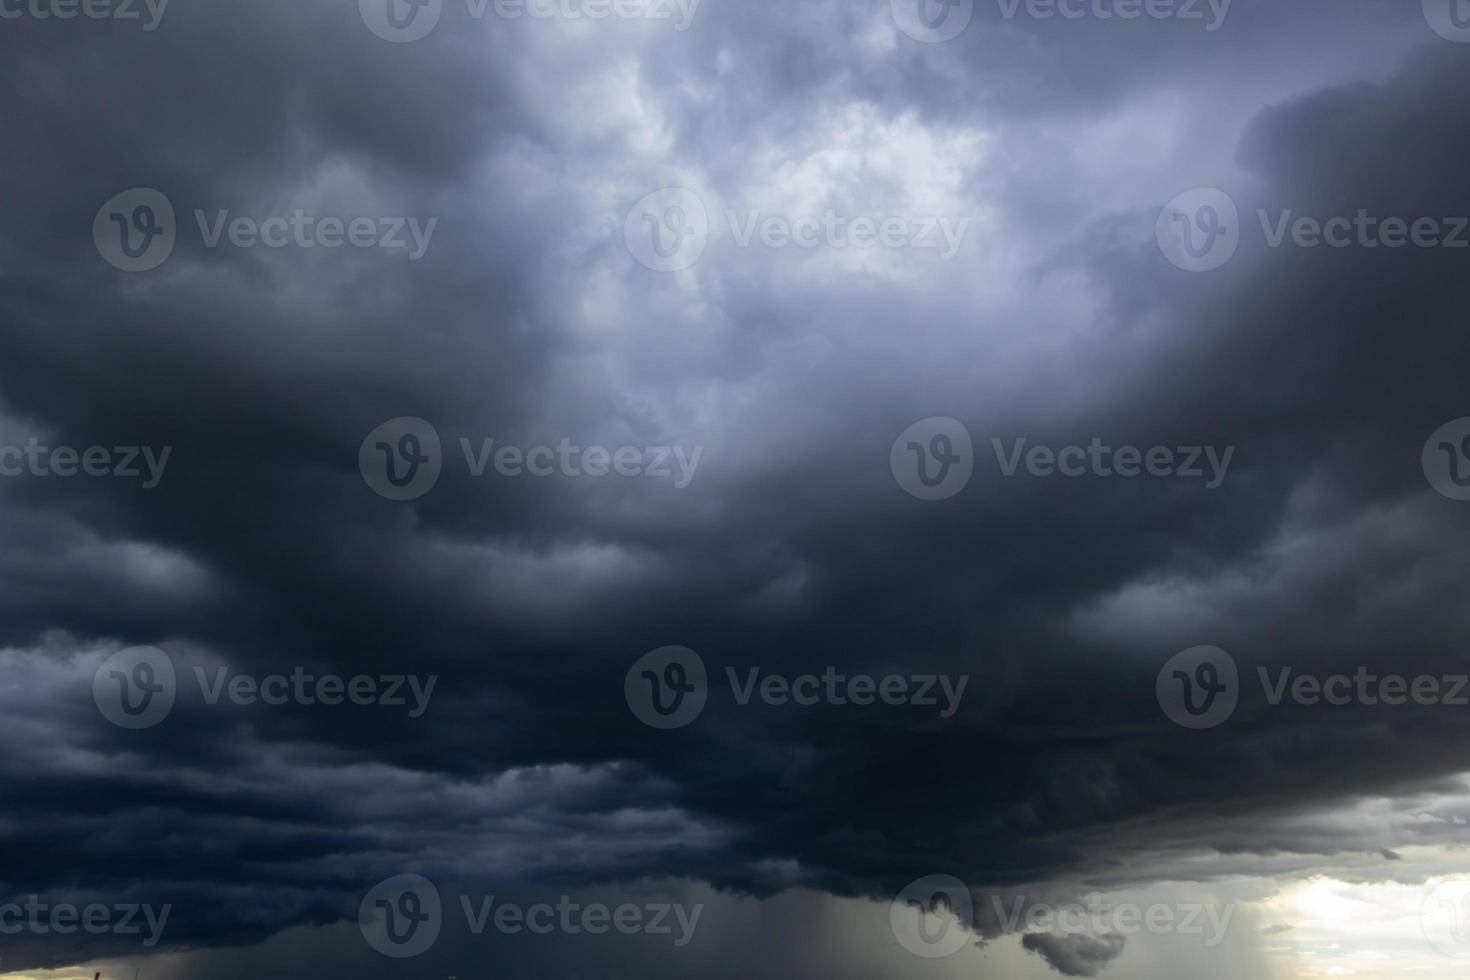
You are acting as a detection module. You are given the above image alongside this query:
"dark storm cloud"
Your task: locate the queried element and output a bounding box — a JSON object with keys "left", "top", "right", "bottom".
{"left": 1, "top": 0, "right": 1469, "bottom": 975}
{"left": 1022, "top": 932, "right": 1127, "bottom": 976}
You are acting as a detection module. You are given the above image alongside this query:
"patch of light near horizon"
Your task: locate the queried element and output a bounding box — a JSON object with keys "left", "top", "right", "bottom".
{"left": 1261, "top": 872, "right": 1470, "bottom": 980}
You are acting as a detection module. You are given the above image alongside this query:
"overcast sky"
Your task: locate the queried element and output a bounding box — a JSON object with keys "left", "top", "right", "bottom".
{"left": 3, "top": 1, "right": 1470, "bottom": 978}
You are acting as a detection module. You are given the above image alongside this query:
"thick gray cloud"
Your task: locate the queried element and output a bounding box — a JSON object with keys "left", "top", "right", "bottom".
{"left": 1023, "top": 933, "right": 1128, "bottom": 976}
{"left": 1, "top": 0, "right": 1469, "bottom": 976}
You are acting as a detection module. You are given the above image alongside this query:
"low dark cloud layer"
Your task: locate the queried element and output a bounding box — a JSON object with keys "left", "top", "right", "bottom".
{"left": 1023, "top": 933, "right": 1128, "bottom": 976}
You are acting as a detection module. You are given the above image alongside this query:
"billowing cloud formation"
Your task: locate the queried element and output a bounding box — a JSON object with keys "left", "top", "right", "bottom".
{"left": 1023, "top": 933, "right": 1128, "bottom": 976}
{"left": 1, "top": 0, "right": 1469, "bottom": 977}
